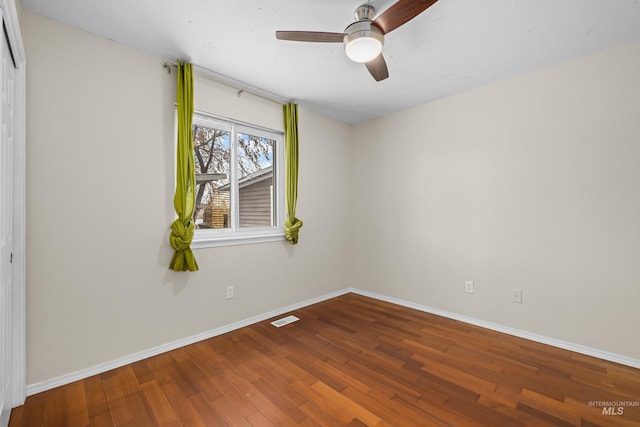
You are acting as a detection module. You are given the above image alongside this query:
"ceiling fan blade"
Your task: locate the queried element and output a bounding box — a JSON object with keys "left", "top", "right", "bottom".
{"left": 374, "top": 0, "right": 439, "bottom": 34}
{"left": 365, "top": 54, "right": 389, "bottom": 82}
{"left": 276, "top": 31, "right": 346, "bottom": 43}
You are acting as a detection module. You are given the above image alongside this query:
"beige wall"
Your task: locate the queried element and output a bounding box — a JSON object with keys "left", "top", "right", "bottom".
{"left": 23, "top": 11, "right": 351, "bottom": 386}
{"left": 14, "top": 0, "right": 23, "bottom": 26}
{"left": 351, "top": 42, "right": 640, "bottom": 359}
{"left": 23, "top": 8, "right": 640, "bottom": 387}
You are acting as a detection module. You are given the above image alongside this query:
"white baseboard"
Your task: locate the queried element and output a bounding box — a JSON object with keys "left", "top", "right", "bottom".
{"left": 350, "top": 288, "right": 640, "bottom": 369}
{"left": 26, "top": 287, "right": 639, "bottom": 396}
{"left": 25, "top": 288, "right": 351, "bottom": 396}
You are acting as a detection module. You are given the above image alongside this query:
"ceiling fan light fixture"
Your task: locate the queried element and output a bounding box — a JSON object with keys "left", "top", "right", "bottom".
{"left": 276, "top": 0, "right": 441, "bottom": 81}
{"left": 343, "top": 21, "right": 384, "bottom": 63}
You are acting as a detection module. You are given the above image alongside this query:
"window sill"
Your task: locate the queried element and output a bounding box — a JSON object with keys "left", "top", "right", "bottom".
{"left": 191, "top": 230, "right": 285, "bottom": 248}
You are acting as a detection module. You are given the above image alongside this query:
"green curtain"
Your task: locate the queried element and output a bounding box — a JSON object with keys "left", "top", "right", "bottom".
{"left": 283, "top": 103, "right": 303, "bottom": 244}
{"left": 169, "top": 60, "right": 199, "bottom": 271}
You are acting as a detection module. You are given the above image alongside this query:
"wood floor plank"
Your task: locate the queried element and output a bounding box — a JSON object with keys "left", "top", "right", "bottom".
{"left": 298, "top": 400, "right": 347, "bottom": 427}
{"left": 131, "top": 360, "right": 155, "bottom": 385}
{"left": 10, "top": 293, "right": 640, "bottom": 426}
{"left": 7, "top": 405, "right": 23, "bottom": 427}
{"left": 207, "top": 373, "right": 258, "bottom": 419}
{"left": 291, "top": 380, "right": 379, "bottom": 426}
{"left": 445, "top": 396, "right": 523, "bottom": 427}
{"left": 243, "top": 387, "right": 300, "bottom": 427}
{"left": 140, "top": 380, "right": 179, "bottom": 425}
{"left": 125, "top": 391, "right": 159, "bottom": 426}
{"left": 116, "top": 365, "right": 143, "bottom": 397}
{"left": 43, "top": 387, "right": 67, "bottom": 426}
{"left": 187, "top": 393, "right": 230, "bottom": 426}
{"left": 178, "top": 358, "right": 224, "bottom": 402}
{"left": 88, "top": 410, "right": 115, "bottom": 427}
{"left": 245, "top": 409, "right": 276, "bottom": 427}
{"left": 65, "top": 380, "right": 90, "bottom": 427}
{"left": 343, "top": 386, "right": 449, "bottom": 427}
{"left": 84, "top": 375, "right": 109, "bottom": 419}
{"left": 105, "top": 396, "right": 134, "bottom": 426}
{"left": 407, "top": 393, "right": 482, "bottom": 427}
{"left": 415, "top": 354, "right": 497, "bottom": 395}
{"left": 18, "top": 394, "right": 48, "bottom": 427}
{"left": 211, "top": 395, "right": 254, "bottom": 426}
{"left": 160, "top": 381, "right": 207, "bottom": 427}
{"left": 102, "top": 371, "right": 127, "bottom": 403}
{"left": 520, "top": 388, "right": 584, "bottom": 425}
{"left": 251, "top": 377, "right": 307, "bottom": 423}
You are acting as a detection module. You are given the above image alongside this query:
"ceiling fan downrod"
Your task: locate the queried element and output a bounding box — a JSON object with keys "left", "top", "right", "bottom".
{"left": 354, "top": 4, "right": 376, "bottom": 21}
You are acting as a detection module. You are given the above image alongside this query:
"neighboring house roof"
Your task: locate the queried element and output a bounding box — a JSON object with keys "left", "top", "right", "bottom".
{"left": 217, "top": 166, "right": 273, "bottom": 191}
{"left": 239, "top": 166, "right": 273, "bottom": 189}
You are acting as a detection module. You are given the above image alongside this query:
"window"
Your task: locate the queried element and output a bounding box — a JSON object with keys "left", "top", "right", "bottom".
{"left": 191, "top": 111, "right": 284, "bottom": 247}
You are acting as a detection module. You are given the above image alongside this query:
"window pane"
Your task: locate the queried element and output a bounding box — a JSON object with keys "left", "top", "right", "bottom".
{"left": 237, "top": 133, "right": 275, "bottom": 228}
{"left": 193, "top": 124, "right": 231, "bottom": 229}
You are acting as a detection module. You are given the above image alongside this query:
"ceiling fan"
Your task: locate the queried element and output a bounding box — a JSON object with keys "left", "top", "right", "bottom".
{"left": 276, "top": 0, "right": 439, "bottom": 82}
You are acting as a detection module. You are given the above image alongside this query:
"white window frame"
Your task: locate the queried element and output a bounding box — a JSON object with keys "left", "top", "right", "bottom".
{"left": 190, "top": 111, "right": 285, "bottom": 248}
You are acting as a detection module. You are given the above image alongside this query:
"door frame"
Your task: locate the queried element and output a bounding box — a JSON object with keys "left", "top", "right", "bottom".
{"left": 1, "top": 0, "right": 26, "bottom": 415}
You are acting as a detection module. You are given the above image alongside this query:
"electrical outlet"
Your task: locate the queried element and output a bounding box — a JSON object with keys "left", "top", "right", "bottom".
{"left": 226, "top": 286, "right": 234, "bottom": 299}
{"left": 464, "top": 281, "right": 474, "bottom": 294}
{"left": 512, "top": 289, "right": 522, "bottom": 303}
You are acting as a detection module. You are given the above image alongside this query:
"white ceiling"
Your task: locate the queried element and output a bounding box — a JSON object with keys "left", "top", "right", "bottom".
{"left": 21, "top": 0, "right": 640, "bottom": 124}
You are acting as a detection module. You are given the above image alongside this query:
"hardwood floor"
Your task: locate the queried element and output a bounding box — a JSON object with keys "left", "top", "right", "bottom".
{"left": 9, "top": 293, "right": 640, "bottom": 426}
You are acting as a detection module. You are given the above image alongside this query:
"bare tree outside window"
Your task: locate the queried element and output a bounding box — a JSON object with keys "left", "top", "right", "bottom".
{"left": 192, "top": 121, "right": 274, "bottom": 229}
{"left": 193, "top": 124, "right": 230, "bottom": 229}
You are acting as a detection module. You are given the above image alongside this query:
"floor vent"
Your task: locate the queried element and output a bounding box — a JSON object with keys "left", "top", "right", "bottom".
{"left": 271, "top": 315, "right": 300, "bottom": 328}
